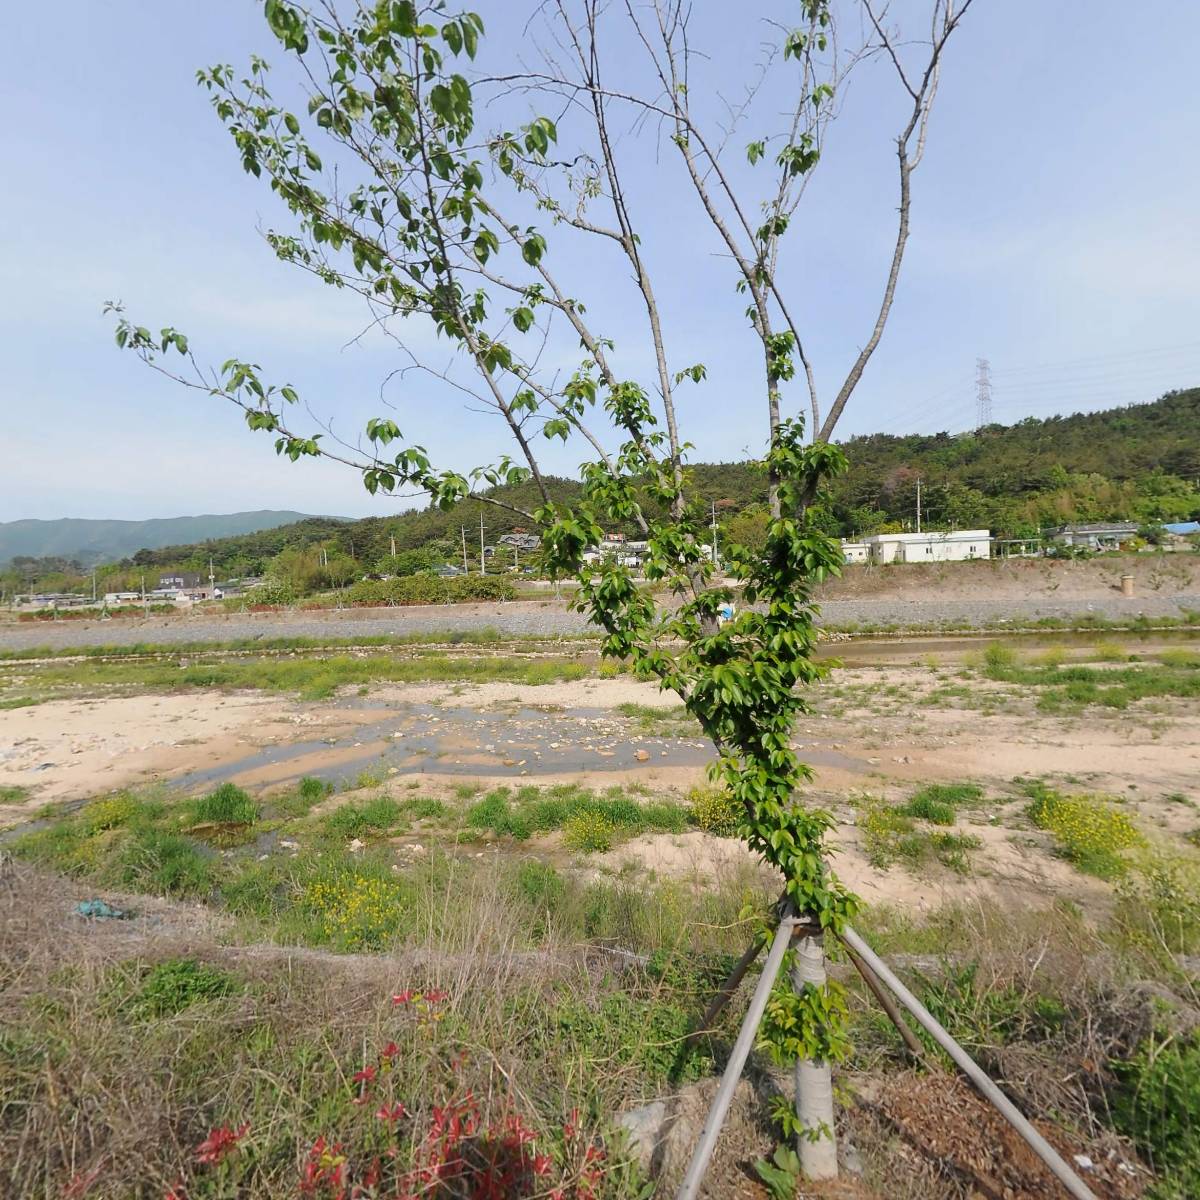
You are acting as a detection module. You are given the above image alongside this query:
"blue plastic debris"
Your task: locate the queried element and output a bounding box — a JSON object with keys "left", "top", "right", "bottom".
{"left": 74, "top": 899, "right": 129, "bottom": 920}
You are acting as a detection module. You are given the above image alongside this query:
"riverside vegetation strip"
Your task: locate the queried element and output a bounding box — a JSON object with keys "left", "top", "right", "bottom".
{"left": 1, "top": 633, "right": 1197, "bottom": 711}
{"left": 0, "top": 646, "right": 595, "bottom": 706}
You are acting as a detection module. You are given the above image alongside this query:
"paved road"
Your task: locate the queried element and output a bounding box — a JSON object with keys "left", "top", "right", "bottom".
{"left": 3, "top": 593, "right": 1198, "bottom": 654}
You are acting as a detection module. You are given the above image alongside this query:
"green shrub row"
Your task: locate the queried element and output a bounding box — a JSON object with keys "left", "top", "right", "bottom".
{"left": 344, "top": 575, "right": 515, "bottom": 606}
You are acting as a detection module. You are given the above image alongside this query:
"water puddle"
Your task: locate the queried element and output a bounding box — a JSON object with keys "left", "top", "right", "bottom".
{"left": 168, "top": 700, "right": 871, "bottom": 792}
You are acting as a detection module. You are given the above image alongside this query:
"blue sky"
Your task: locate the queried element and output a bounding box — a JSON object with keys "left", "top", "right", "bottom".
{"left": 3, "top": 1, "right": 1199, "bottom": 522}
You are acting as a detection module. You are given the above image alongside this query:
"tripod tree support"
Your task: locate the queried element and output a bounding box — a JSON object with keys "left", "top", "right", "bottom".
{"left": 675, "top": 917, "right": 1098, "bottom": 1200}
{"left": 683, "top": 936, "right": 766, "bottom": 1050}
{"left": 843, "top": 943, "right": 925, "bottom": 1061}
{"left": 675, "top": 909, "right": 799, "bottom": 1200}
{"left": 840, "top": 925, "right": 1098, "bottom": 1200}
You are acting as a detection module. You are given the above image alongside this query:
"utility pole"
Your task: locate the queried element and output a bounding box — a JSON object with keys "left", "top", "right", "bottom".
{"left": 975, "top": 357, "right": 993, "bottom": 427}
{"left": 461, "top": 525, "right": 469, "bottom": 574}
{"left": 915, "top": 476, "right": 922, "bottom": 534}
{"left": 710, "top": 501, "right": 719, "bottom": 569}
{"left": 479, "top": 512, "right": 486, "bottom": 575}
{"left": 390, "top": 534, "right": 396, "bottom": 559}
{"left": 208, "top": 557, "right": 215, "bottom": 595}
{"left": 514, "top": 547, "right": 519, "bottom": 573}
{"left": 91, "top": 570, "right": 96, "bottom": 603}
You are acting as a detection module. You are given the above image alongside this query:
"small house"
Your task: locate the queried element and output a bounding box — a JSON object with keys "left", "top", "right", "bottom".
{"left": 498, "top": 532, "right": 541, "bottom": 552}
{"left": 1046, "top": 523, "right": 1138, "bottom": 552}
{"left": 840, "top": 541, "right": 869, "bottom": 565}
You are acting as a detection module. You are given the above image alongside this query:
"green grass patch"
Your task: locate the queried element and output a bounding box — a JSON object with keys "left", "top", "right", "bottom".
{"left": 464, "top": 784, "right": 687, "bottom": 846}
{"left": 979, "top": 654, "right": 1200, "bottom": 712}
{"left": 983, "top": 643, "right": 1017, "bottom": 670}
{"left": 898, "top": 794, "right": 956, "bottom": 825}
{"left": 8, "top": 780, "right": 760, "bottom": 959}
{"left": 400, "top": 796, "right": 449, "bottom": 822}
{"left": 615, "top": 701, "right": 696, "bottom": 736}
{"left": 190, "top": 782, "right": 258, "bottom": 826}
{"left": 916, "top": 961, "right": 1068, "bottom": 1055}
{"left": 912, "top": 782, "right": 985, "bottom": 808}
{"left": 323, "top": 795, "right": 405, "bottom": 841}
{"left": 0, "top": 784, "right": 30, "bottom": 804}
{"left": 269, "top": 776, "right": 334, "bottom": 818}
{"left": 859, "top": 800, "right": 979, "bottom": 874}
{"left": 131, "top": 958, "right": 240, "bottom": 1018}
{"left": 120, "top": 829, "right": 216, "bottom": 897}
{"left": 1112, "top": 1032, "right": 1200, "bottom": 1199}
{"left": 1158, "top": 647, "right": 1200, "bottom": 669}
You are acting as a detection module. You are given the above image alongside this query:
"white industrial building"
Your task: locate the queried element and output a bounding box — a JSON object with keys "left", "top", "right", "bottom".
{"left": 840, "top": 541, "right": 869, "bottom": 564}
{"left": 862, "top": 530, "right": 992, "bottom": 564}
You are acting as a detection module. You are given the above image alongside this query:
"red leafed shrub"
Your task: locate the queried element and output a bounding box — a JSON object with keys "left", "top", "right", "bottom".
{"left": 179, "top": 1040, "right": 613, "bottom": 1200}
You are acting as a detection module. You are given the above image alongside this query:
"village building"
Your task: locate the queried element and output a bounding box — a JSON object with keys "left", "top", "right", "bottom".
{"left": 862, "top": 530, "right": 992, "bottom": 564}
{"left": 497, "top": 532, "right": 541, "bottom": 552}
{"left": 1045, "top": 522, "right": 1139, "bottom": 551}
{"left": 159, "top": 572, "right": 203, "bottom": 589}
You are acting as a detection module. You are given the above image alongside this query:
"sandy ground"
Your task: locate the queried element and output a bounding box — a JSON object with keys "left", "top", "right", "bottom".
{"left": 0, "top": 677, "right": 686, "bottom": 822}
{"left": 605, "top": 815, "right": 1114, "bottom": 917}
{"left": 5, "top": 665, "right": 1197, "bottom": 810}
{"left": 0, "top": 692, "right": 378, "bottom": 820}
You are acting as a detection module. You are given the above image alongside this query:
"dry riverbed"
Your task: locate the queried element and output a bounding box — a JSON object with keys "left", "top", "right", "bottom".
{"left": 4, "top": 640, "right": 1197, "bottom": 918}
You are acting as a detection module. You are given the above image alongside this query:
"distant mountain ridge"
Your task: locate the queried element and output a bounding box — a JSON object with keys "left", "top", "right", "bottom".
{"left": 0, "top": 511, "right": 325, "bottom": 566}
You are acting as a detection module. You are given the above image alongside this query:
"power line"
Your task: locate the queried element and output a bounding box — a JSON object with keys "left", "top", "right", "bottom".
{"left": 989, "top": 338, "right": 1200, "bottom": 378}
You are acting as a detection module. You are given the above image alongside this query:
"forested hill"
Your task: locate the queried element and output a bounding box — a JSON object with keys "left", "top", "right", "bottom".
{"left": 830, "top": 387, "right": 1199, "bottom": 537}
{"left": 0, "top": 510, "right": 319, "bottom": 567}
{"left": 10, "top": 391, "right": 1197, "bottom": 591}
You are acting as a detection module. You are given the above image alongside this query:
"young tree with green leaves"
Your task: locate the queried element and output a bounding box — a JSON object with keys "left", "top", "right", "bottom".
{"left": 110, "top": 0, "right": 974, "bottom": 1181}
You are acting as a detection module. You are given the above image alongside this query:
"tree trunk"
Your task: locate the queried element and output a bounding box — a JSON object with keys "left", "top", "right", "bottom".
{"left": 792, "top": 931, "right": 838, "bottom": 1179}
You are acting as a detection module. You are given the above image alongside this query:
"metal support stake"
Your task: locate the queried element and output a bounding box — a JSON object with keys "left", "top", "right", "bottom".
{"left": 675, "top": 910, "right": 798, "bottom": 1200}
{"left": 841, "top": 925, "right": 1097, "bottom": 1200}
{"left": 683, "top": 936, "right": 764, "bottom": 1050}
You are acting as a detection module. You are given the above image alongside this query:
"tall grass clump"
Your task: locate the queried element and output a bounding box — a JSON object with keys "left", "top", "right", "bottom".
{"left": 858, "top": 800, "right": 979, "bottom": 875}
{"left": 190, "top": 783, "right": 258, "bottom": 827}
{"left": 1111, "top": 1033, "right": 1200, "bottom": 1200}
{"left": 983, "top": 643, "right": 1017, "bottom": 672}
{"left": 323, "top": 795, "right": 404, "bottom": 841}
{"left": 120, "top": 830, "right": 214, "bottom": 898}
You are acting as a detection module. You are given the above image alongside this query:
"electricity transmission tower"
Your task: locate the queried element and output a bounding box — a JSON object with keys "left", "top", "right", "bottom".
{"left": 975, "top": 357, "right": 993, "bottom": 427}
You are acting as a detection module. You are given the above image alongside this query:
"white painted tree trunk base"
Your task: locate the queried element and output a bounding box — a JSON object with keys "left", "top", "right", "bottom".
{"left": 793, "top": 933, "right": 839, "bottom": 1180}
